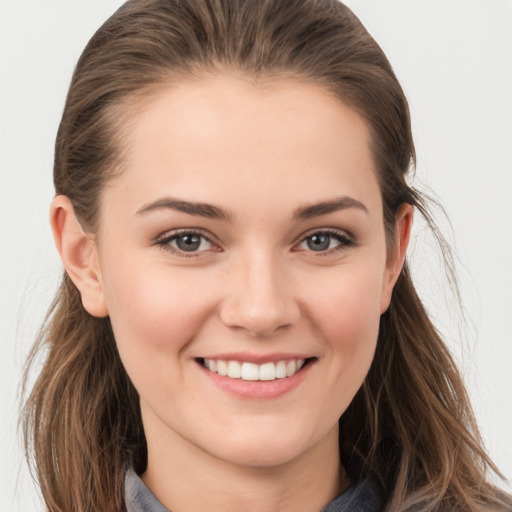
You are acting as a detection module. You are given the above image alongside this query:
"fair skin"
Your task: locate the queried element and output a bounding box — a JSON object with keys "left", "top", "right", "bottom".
{"left": 51, "top": 75, "right": 412, "bottom": 512}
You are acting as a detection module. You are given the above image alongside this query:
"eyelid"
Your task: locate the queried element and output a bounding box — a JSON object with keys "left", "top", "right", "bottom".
{"left": 293, "top": 228, "right": 356, "bottom": 253}
{"left": 153, "top": 227, "right": 355, "bottom": 257}
{"left": 154, "top": 228, "right": 221, "bottom": 256}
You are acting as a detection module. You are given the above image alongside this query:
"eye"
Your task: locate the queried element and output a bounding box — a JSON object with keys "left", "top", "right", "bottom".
{"left": 156, "top": 230, "right": 217, "bottom": 255}
{"left": 297, "top": 230, "right": 355, "bottom": 253}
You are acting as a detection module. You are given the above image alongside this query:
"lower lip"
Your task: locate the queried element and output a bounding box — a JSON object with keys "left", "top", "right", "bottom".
{"left": 197, "top": 361, "right": 313, "bottom": 399}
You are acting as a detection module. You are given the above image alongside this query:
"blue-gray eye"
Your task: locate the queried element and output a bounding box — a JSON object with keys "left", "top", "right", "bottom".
{"left": 175, "top": 234, "right": 202, "bottom": 251}
{"left": 299, "top": 231, "right": 352, "bottom": 252}
{"left": 306, "top": 234, "right": 331, "bottom": 251}
{"left": 158, "top": 232, "right": 214, "bottom": 253}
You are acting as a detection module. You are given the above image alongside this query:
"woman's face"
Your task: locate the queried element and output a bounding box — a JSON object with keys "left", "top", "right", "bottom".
{"left": 91, "top": 76, "right": 406, "bottom": 469}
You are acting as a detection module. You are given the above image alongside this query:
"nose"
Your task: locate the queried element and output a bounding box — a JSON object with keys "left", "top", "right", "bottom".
{"left": 219, "top": 251, "right": 301, "bottom": 337}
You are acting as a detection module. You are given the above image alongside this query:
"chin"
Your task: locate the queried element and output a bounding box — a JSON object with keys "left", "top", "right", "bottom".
{"left": 211, "top": 439, "right": 308, "bottom": 468}
{"left": 200, "top": 421, "right": 336, "bottom": 469}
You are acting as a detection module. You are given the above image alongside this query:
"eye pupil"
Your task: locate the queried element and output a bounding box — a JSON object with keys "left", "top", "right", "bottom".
{"left": 176, "top": 235, "right": 201, "bottom": 251}
{"left": 307, "top": 234, "right": 330, "bottom": 251}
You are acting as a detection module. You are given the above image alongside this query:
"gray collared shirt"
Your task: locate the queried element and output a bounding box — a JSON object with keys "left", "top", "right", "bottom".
{"left": 124, "top": 468, "right": 383, "bottom": 512}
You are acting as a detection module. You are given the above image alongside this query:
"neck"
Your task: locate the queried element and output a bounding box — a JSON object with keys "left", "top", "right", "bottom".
{"left": 141, "top": 420, "right": 348, "bottom": 512}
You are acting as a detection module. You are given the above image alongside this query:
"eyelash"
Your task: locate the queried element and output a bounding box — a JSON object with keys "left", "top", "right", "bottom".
{"left": 295, "top": 229, "right": 356, "bottom": 255}
{"left": 155, "top": 228, "right": 355, "bottom": 257}
{"left": 155, "top": 229, "right": 218, "bottom": 257}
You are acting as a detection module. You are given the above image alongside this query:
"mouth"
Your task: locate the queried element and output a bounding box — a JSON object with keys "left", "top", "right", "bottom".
{"left": 196, "top": 357, "right": 316, "bottom": 382}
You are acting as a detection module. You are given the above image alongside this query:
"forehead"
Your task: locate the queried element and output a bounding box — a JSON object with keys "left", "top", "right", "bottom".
{"left": 102, "top": 75, "right": 382, "bottom": 221}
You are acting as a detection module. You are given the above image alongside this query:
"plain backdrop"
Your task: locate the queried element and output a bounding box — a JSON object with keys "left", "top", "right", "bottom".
{"left": 1, "top": 0, "right": 511, "bottom": 510}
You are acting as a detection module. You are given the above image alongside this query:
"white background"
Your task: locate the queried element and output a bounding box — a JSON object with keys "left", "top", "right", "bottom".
{"left": 1, "top": 1, "right": 511, "bottom": 510}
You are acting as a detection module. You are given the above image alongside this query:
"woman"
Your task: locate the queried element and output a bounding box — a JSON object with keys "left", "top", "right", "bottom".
{"left": 22, "top": 0, "right": 512, "bottom": 511}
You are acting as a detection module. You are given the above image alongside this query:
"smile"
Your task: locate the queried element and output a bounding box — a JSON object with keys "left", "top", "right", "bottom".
{"left": 201, "top": 358, "right": 306, "bottom": 381}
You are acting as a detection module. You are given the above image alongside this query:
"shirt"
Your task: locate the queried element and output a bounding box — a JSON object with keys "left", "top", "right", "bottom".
{"left": 124, "top": 468, "right": 383, "bottom": 512}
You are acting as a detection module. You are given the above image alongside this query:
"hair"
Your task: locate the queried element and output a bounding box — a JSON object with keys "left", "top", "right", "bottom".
{"left": 22, "top": 1, "right": 511, "bottom": 511}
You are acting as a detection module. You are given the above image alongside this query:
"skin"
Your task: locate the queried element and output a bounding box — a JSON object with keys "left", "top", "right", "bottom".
{"left": 51, "top": 75, "right": 412, "bottom": 512}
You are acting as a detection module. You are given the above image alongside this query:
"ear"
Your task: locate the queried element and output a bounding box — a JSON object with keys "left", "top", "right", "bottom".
{"left": 50, "top": 195, "right": 108, "bottom": 317}
{"left": 380, "top": 204, "right": 414, "bottom": 313}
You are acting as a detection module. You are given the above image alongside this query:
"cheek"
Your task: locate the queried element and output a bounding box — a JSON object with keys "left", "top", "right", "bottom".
{"left": 100, "top": 262, "right": 221, "bottom": 420}
{"left": 309, "top": 264, "right": 383, "bottom": 346}
{"left": 100, "top": 258, "right": 215, "bottom": 364}
{"left": 305, "top": 264, "right": 383, "bottom": 396}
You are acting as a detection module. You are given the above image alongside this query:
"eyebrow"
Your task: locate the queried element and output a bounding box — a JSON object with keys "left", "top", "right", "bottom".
{"left": 136, "top": 197, "right": 232, "bottom": 221}
{"left": 293, "top": 196, "right": 368, "bottom": 220}
{"left": 136, "top": 195, "right": 367, "bottom": 221}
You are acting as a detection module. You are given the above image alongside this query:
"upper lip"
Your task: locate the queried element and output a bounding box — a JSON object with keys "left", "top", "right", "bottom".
{"left": 197, "top": 352, "right": 315, "bottom": 364}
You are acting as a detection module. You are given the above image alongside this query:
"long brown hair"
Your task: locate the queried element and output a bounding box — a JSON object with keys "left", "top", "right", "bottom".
{"left": 22, "top": 1, "right": 511, "bottom": 510}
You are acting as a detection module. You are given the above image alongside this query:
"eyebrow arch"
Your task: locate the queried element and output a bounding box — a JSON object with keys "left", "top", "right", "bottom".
{"left": 136, "top": 197, "right": 232, "bottom": 221}
{"left": 293, "top": 196, "right": 368, "bottom": 220}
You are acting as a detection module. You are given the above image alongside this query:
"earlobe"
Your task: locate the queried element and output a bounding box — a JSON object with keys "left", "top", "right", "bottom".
{"left": 50, "top": 195, "right": 109, "bottom": 317}
{"left": 380, "top": 204, "right": 414, "bottom": 313}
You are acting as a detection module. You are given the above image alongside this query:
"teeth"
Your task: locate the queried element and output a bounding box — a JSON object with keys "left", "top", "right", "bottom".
{"left": 202, "top": 358, "right": 306, "bottom": 381}
{"left": 227, "top": 361, "right": 241, "bottom": 379}
{"left": 275, "top": 361, "right": 287, "bottom": 379}
{"left": 286, "top": 360, "right": 296, "bottom": 377}
{"left": 241, "top": 362, "right": 259, "bottom": 381}
{"left": 217, "top": 360, "right": 228, "bottom": 376}
{"left": 259, "top": 362, "right": 275, "bottom": 381}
